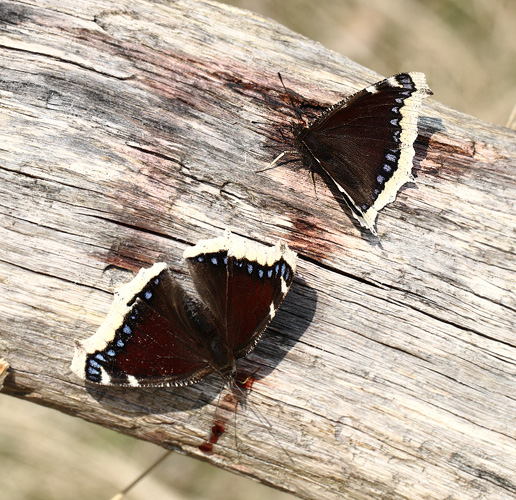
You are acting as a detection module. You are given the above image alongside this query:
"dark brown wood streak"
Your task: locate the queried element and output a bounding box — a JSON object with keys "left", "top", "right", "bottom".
{"left": 1, "top": 1, "right": 515, "bottom": 500}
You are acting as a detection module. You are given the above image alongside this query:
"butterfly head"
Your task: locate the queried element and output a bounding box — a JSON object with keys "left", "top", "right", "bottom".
{"left": 217, "top": 359, "right": 238, "bottom": 384}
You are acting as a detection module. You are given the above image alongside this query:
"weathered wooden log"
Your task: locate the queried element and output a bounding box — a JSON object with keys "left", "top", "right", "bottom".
{"left": 1, "top": 1, "right": 515, "bottom": 499}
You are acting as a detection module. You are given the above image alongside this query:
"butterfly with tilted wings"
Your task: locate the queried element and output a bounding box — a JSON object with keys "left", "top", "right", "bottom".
{"left": 275, "top": 72, "right": 432, "bottom": 235}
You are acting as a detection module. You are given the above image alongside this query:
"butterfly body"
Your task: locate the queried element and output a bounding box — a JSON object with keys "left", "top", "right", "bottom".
{"left": 293, "top": 72, "right": 432, "bottom": 235}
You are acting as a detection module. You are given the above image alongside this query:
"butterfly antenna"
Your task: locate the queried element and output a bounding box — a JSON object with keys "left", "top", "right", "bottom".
{"left": 206, "top": 378, "right": 227, "bottom": 440}
{"left": 232, "top": 375, "right": 295, "bottom": 468}
{"left": 110, "top": 449, "right": 173, "bottom": 500}
{"left": 277, "top": 72, "right": 306, "bottom": 125}
{"left": 256, "top": 73, "right": 308, "bottom": 175}
{"left": 227, "top": 379, "right": 241, "bottom": 458}
{"left": 230, "top": 368, "right": 262, "bottom": 457}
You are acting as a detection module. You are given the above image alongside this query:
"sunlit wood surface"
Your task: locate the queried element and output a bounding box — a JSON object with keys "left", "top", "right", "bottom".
{"left": 1, "top": 1, "right": 515, "bottom": 499}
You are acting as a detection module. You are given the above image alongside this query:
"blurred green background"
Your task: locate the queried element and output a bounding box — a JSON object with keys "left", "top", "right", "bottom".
{"left": 2, "top": 1, "right": 515, "bottom": 500}
{"left": 225, "top": 0, "right": 516, "bottom": 127}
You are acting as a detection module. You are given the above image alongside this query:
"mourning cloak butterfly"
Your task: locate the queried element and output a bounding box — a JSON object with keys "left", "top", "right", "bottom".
{"left": 71, "top": 234, "right": 297, "bottom": 387}
{"left": 289, "top": 72, "right": 432, "bottom": 235}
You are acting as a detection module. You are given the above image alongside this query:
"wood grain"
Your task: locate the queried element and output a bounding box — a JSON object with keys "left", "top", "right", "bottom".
{"left": 1, "top": 1, "right": 515, "bottom": 499}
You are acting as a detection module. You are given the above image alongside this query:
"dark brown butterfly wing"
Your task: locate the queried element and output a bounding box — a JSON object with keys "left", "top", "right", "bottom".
{"left": 297, "top": 72, "right": 432, "bottom": 234}
{"left": 71, "top": 264, "right": 215, "bottom": 387}
{"left": 185, "top": 234, "right": 297, "bottom": 361}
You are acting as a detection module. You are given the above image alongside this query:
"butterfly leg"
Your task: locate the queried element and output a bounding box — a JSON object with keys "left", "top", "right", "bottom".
{"left": 309, "top": 168, "right": 318, "bottom": 199}
{"left": 256, "top": 150, "right": 298, "bottom": 173}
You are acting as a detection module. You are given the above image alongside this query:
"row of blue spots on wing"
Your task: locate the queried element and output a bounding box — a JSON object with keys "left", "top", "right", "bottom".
{"left": 193, "top": 252, "right": 293, "bottom": 283}
{"left": 363, "top": 95, "right": 407, "bottom": 211}
{"left": 366, "top": 147, "right": 401, "bottom": 208}
{"left": 232, "top": 257, "right": 292, "bottom": 283}
{"left": 193, "top": 251, "right": 228, "bottom": 267}
{"left": 85, "top": 299, "right": 141, "bottom": 382}
{"left": 132, "top": 274, "right": 161, "bottom": 306}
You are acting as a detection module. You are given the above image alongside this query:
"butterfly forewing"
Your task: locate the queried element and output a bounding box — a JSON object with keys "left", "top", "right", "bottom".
{"left": 226, "top": 251, "right": 295, "bottom": 358}
{"left": 71, "top": 264, "right": 215, "bottom": 387}
{"left": 99, "top": 298, "right": 214, "bottom": 386}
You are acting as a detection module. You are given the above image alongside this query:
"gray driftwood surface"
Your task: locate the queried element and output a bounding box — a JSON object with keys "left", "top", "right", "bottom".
{"left": 1, "top": 1, "right": 515, "bottom": 499}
